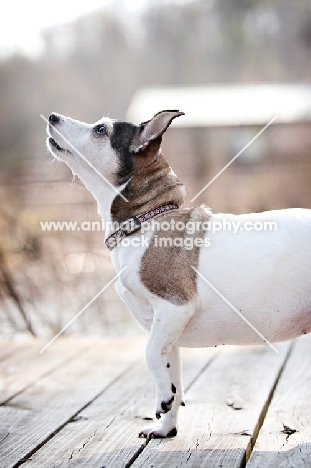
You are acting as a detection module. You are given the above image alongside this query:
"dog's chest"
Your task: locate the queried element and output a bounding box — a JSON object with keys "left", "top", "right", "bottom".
{"left": 111, "top": 230, "right": 155, "bottom": 330}
{"left": 114, "top": 277, "right": 154, "bottom": 331}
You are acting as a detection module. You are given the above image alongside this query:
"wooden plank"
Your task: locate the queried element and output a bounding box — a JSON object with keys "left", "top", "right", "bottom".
{"left": 0, "top": 341, "right": 33, "bottom": 364}
{"left": 0, "top": 338, "right": 95, "bottom": 404}
{"left": 0, "top": 337, "right": 143, "bottom": 468}
{"left": 22, "top": 347, "right": 218, "bottom": 467}
{"left": 247, "top": 335, "right": 311, "bottom": 467}
{"left": 131, "top": 343, "right": 291, "bottom": 468}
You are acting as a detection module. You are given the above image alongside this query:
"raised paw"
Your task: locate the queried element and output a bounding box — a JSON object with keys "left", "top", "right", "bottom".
{"left": 139, "top": 425, "right": 177, "bottom": 439}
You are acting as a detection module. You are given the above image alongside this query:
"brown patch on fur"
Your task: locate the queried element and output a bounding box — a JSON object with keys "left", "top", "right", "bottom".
{"left": 111, "top": 141, "right": 187, "bottom": 224}
{"left": 111, "top": 125, "right": 209, "bottom": 305}
{"left": 139, "top": 205, "right": 211, "bottom": 305}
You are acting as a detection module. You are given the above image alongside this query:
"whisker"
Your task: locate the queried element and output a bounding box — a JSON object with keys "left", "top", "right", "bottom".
{"left": 70, "top": 174, "right": 76, "bottom": 188}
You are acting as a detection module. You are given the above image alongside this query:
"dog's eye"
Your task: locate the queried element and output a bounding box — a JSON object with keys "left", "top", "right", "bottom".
{"left": 95, "top": 125, "right": 107, "bottom": 136}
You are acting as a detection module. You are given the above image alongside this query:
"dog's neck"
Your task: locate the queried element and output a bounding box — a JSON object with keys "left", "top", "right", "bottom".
{"left": 110, "top": 150, "right": 187, "bottom": 224}
{"left": 70, "top": 164, "right": 125, "bottom": 225}
{"left": 72, "top": 149, "right": 186, "bottom": 229}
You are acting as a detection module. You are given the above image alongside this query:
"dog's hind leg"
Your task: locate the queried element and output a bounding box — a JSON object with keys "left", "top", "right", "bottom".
{"left": 139, "top": 303, "right": 193, "bottom": 438}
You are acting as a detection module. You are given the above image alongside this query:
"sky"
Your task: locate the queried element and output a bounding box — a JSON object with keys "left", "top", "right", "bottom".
{"left": 0, "top": 0, "right": 145, "bottom": 58}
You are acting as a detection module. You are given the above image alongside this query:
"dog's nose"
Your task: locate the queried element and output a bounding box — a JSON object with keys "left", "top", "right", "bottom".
{"left": 49, "top": 113, "right": 60, "bottom": 123}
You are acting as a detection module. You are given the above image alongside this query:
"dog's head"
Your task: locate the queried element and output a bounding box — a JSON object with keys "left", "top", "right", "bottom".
{"left": 46, "top": 110, "right": 184, "bottom": 186}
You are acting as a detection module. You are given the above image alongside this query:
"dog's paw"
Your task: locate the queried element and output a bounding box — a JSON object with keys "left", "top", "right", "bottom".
{"left": 139, "top": 425, "right": 177, "bottom": 439}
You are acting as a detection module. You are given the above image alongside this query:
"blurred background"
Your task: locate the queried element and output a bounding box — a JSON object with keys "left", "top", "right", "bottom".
{"left": 1, "top": 0, "right": 311, "bottom": 338}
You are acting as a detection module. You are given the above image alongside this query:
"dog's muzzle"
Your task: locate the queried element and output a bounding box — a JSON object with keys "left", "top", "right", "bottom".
{"left": 49, "top": 137, "right": 64, "bottom": 152}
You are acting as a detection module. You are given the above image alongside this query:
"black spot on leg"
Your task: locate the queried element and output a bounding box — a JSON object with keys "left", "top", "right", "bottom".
{"left": 161, "top": 396, "right": 174, "bottom": 412}
{"left": 181, "top": 401, "right": 185, "bottom": 406}
{"left": 167, "top": 363, "right": 170, "bottom": 368}
{"left": 167, "top": 428, "right": 177, "bottom": 437}
{"left": 167, "top": 395, "right": 174, "bottom": 405}
{"left": 171, "top": 383, "right": 176, "bottom": 394}
{"left": 161, "top": 401, "right": 168, "bottom": 412}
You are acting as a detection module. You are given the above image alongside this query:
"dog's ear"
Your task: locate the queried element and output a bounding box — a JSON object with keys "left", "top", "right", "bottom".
{"left": 130, "top": 110, "right": 184, "bottom": 154}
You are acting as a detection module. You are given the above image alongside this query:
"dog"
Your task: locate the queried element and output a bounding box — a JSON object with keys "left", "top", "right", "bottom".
{"left": 46, "top": 110, "right": 311, "bottom": 439}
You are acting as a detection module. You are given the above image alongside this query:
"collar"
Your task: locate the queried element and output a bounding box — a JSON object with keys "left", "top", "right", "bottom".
{"left": 105, "top": 203, "right": 179, "bottom": 250}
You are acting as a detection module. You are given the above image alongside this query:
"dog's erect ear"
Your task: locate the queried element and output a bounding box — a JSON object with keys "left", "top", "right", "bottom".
{"left": 130, "top": 110, "right": 184, "bottom": 154}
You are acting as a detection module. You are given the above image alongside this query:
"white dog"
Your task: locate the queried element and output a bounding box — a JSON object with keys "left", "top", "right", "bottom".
{"left": 46, "top": 110, "right": 311, "bottom": 438}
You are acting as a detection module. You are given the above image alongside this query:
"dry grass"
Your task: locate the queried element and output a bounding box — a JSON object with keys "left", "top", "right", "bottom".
{"left": 0, "top": 186, "right": 141, "bottom": 339}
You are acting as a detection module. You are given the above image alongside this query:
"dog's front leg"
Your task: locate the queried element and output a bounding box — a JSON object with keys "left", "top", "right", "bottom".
{"left": 154, "top": 345, "right": 183, "bottom": 414}
{"left": 139, "top": 303, "right": 193, "bottom": 438}
{"left": 156, "top": 345, "right": 185, "bottom": 436}
{"left": 167, "top": 345, "right": 185, "bottom": 407}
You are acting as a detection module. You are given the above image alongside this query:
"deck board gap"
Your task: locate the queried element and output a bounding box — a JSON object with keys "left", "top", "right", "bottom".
{"left": 124, "top": 442, "right": 147, "bottom": 468}
{"left": 12, "top": 360, "right": 139, "bottom": 468}
{"left": 245, "top": 341, "right": 295, "bottom": 464}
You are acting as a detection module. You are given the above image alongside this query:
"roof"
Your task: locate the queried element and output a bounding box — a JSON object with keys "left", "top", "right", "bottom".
{"left": 126, "top": 84, "right": 311, "bottom": 127}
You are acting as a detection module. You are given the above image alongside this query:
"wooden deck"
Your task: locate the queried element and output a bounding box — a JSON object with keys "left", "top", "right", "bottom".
{"left": 0, "top": 335, "right": 311, "bottom": 467}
